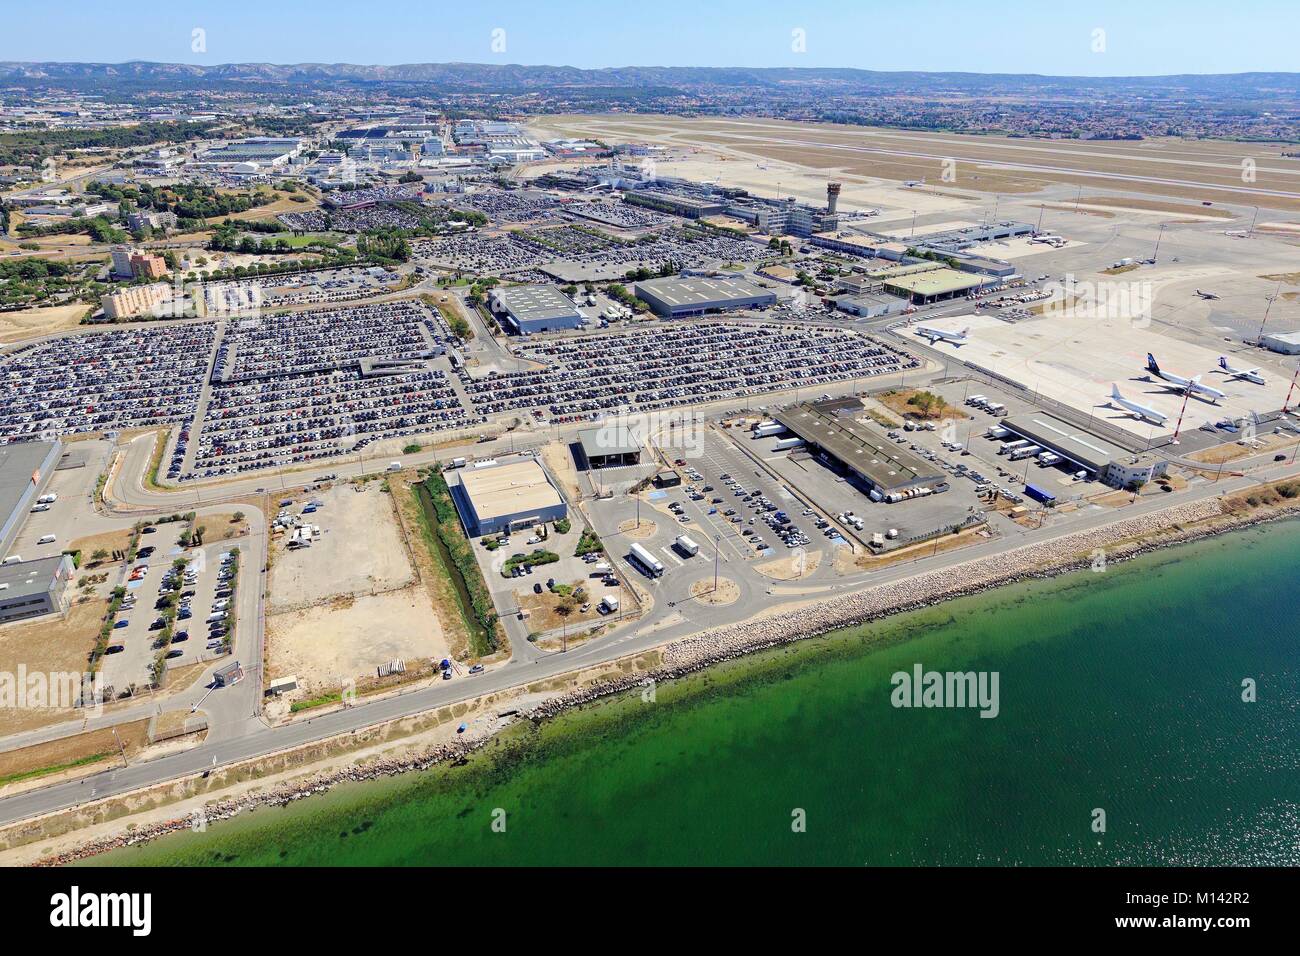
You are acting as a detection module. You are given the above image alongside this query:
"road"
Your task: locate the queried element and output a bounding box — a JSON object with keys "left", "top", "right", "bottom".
{"left": 0, "top": 408, "right": 1295, "bottom": 826}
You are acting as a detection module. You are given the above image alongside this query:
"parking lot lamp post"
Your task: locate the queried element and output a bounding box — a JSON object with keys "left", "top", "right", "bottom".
{"left": 713, "top": 534, "right": 721, "bottom": 594}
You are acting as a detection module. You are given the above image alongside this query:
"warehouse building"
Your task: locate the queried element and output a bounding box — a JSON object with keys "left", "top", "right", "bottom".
{"left": 577, "top": 423, "right": 644, "bottom": 469}
{"left": 451, "top": 459, "right": 568, "bottom": 537}
{"left": 773, "top": 401, "right": 944, "bottom": 495}
{"left": 633, "top": 276, "right": 776, "bottom": 318}
{"left": 489, "top": 285, "right": 584, "bottom": 335}
{"left": 998, "top": 412, "right": 1168, "bottom": 487}
{"left": 1, "top": 440, "right": 62, "bottom": 561}
{"left": 0, "top": 554, "right": 75, "bottom": 624}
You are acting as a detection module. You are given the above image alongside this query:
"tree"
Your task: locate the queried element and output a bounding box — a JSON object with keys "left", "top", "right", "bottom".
{"left": 91, "top": 548, "right": 109, "bottom": 564}
{"left": 554, "top": 595, "right": 578, "bottom": 653}
{"left": 232, "top": 511, "right": 245, "bottom": 523}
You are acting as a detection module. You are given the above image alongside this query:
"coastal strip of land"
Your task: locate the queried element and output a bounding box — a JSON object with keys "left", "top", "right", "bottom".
{"left": 9, "top": 483, "right": 1300, "bottom": 866}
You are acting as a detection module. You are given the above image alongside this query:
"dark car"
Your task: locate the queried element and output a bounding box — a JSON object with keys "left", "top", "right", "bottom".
{"left": 141, "top": 526, "right": 157, "bottom": 535}
{"left": 1275, "top": 454, "right": 1287, "bottom": 462}
{"left": 166, "top": 649, "right": 184, "bottom": 659}
{"left": 105, "top": 645, "right": 125, "bottom": 655}
{"left": 533, "top": 582, "right": 543, "bottom": 594}
{"left": 171, "top": 632, "right": 189, "bottom": 643}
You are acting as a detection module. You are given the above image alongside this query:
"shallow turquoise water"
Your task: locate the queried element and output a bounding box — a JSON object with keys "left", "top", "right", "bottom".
{"left": 95, "top": 521, "right": 1300, "bottom": 866}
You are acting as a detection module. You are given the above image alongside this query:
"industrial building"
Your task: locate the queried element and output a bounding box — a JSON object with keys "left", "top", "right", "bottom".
{"left": 194, "top": 138, "right": 305, "bottom": 169}
{"left": 577, "top": 423, "right": 644, "bottom": 469}
{"left": 1, "top": 440, "right": 62, "bottom": 561}
{"left": 0, "top": 554, "right": 75, "bottom": 624}
{"left": 489, "top": 284, "right": 584, "bottom": 335}
{"left": 998, "top": 412, "right": 1169, "bottom": 487}
{"left": 1261, "top": 331, "right": 1300, "bottom": 355}
{"left": 451, "top": 459, "right": 568, "bottom": 537}
{"left": 633, "top": 276, "right": 776, "bottom": 318}
{"left": 773, "top": 401, "right": 944, "bottom": 495}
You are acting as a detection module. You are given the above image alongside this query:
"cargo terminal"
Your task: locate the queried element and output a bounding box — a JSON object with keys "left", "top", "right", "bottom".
{"left": 772, "top": 400, "right": 945, "bottom": 497}
{"left": 997, "top": 412, "right": 1169, "bottom": 487}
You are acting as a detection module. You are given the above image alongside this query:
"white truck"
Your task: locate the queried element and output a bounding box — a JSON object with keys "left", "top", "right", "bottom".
{"left": 629, "top": 542, "right": 664, "bottom": 577}
{"left": 751, "top": 422, "right": 786, "bottom": 439}
{"left": 999, "top": 439, "right": 1032, "bottom": 456}
{"left": 1009, "top": 445, "right": 1043, "bottom": 461}
{"left": 448, "top": 457, "right": 467, "bottom": 469}
{"left": 674, "top": 534, "right": 700, "bottom": 557}
{"left": 598, "top": 595, "right": 620, "bottom": 615}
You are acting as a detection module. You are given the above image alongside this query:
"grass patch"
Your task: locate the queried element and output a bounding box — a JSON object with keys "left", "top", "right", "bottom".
{"left": 0, "top": 751, "right": 114, "bottom": 786}
{"left": 290, "top": 692, "right": 341, "bottom": 714}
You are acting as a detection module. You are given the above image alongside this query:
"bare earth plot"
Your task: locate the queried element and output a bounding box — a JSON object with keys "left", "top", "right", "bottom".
{"left": 265, "top": 484, "right": 448, "bottom": 692}
{"left": 269, "top": 484, "right": 414, "bottom": 611}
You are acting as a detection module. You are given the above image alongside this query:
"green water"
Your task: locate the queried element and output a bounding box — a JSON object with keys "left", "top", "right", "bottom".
{"left": 96, "top": 521, "right": 1300, "bottom": 866}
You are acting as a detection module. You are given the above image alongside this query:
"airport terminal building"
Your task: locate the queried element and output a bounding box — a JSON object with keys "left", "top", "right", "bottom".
{"left": 450, "top": 459, "right": 568, "bottom": 537}
{"left": 773, "top": 400, "right": 944, "bottom": 495}
{"left": 1, "top": 440, "right": 62, "bottom": 560}
{"left": 633, "top": 276, "right": 777, "bottom": 318}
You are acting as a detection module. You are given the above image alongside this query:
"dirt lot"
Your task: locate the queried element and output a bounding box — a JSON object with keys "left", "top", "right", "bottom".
{"left": 0, "top": 303, "right": 89, "bottom": 344}
{"left": 0, "top": 599, "right": 105, "bottom": 736}
{"left": 265, "top": 589, "right": 448, "bottom": 694}
{"left": 269, "top": 484, "right": 413, "bottom": 611}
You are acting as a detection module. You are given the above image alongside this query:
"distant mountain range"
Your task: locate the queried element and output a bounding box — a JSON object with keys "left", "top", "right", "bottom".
{"left": 1, "top": 60, "right": 1297, "bottom": 95}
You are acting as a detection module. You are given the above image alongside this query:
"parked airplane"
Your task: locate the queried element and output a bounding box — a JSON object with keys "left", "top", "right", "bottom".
{"left": 902, "top": 179, "right": 925, "bottom": 188}
{"left": 1145, "top": 353, "right": 1226, "bottom": 402}
{"left": 1109, "top": 385, "right": 1169, "bottom": 426}
{"left": 914, "top": 325, "right": 969, "bottom": 346}
{"left": 1194, "top": 289, "right": 1220, "bottom": 300}
{"left": 1217, "top": 356, "right": 1265, "bottom": 384}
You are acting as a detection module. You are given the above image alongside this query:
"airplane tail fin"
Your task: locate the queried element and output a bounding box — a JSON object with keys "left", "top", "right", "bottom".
{"left": 1111, "top": 384, "right": 1123, "bottom": 400}
{"left": 1218, "top": 356, "right": 1229, "bottom": 370}
{"left": 1146, "top": 352, "right": 1159, "bottom": 373}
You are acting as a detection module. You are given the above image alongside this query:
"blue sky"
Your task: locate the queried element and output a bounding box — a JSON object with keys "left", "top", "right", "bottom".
{"left": 1, "top": 1, "right": 1296, "bottom": 76}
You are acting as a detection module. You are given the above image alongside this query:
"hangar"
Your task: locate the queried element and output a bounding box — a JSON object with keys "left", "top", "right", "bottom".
{"left": 489, "top": 285, "right": 584, "bottom": 335}
{"left": 633, "top": 276, "right": 777, "bottom": 318}
{"left": 773, "top": 401, "right": 944, "bottom": 495}
{"left": 450, "top": 459, "right": 567, "bottom": 537}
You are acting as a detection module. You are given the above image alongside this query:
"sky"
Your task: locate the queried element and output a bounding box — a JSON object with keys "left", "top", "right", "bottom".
{"left": 1, "top": 0, "right": 1297, "bottom": 77}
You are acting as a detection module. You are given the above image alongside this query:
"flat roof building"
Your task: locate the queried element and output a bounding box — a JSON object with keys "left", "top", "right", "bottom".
{"left": 577, "top": 423, "right": 644, "bottom": 469}
{"left": 1, "top": 441, "right": 61, "bottom": 560}
{"left": 999, "top": 412, "right": 1169, "bottom": 487}
{"left": 633, "top": 276, "right": 776, "bottom": 318}
{"left": 1261, "top": 331, "right": 1300, "bottom": 355}
{"left": 773, "top": 401, "right": 943, "bottom": 495}
{"left": 0, "top": 554, "right": 75, "bottom": 624}
{"left": 624, "top": 190, "right": 725, "bottom": 219}
{"left": 881, "top": 267, "right": 990, "bottom": 304}
{"left": 451, "top": 459, "right": 567, "bottom": 537}
{"left": 489, "top": 284, "right": 583, "bottom": 335}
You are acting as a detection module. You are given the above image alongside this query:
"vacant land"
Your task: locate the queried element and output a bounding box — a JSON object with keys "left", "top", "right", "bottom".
{"left": 0, "top": 599, "right": 106, "bottom": 736}
{"left": 269, "top": 484, "right": 412, "bottom": 612}
{"left": 0, "top": 303, "right": 89, "bottom": 344}
{"left": 0, "top": 718, "right": 151, "bottom": 792}
{"left": 265, "top": 590, "right": 447, "bottom": 695}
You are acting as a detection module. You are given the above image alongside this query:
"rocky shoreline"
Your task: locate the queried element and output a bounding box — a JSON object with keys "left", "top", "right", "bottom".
{"left": 33, "top": 493, "right": 1299, "bottom": 865}
{"left": 33, "top": 737, "right": 489, "bottom": 866}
